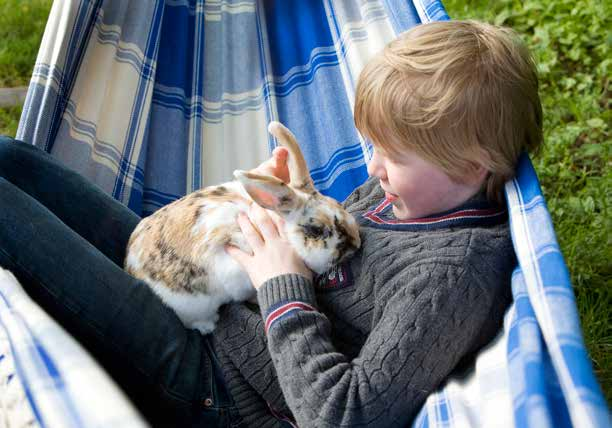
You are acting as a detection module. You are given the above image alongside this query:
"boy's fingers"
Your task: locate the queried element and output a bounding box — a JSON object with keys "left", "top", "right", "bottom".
{"left": 272, "top": 147, "right": 288, "bottom": 163}
{"left": 252, "top": 148, "right": 289, "bottom": 182}
{"left": 248, "top": 204, "right": 279, "bottom": 240}
{"left": 271, "top": 147, "right": 289, "bottom": 183}
{"left": 267, "top": 210, "right": 286, "bottom": 238}
{"left": 237, "top": 212, "right": 264, "bottom": 248}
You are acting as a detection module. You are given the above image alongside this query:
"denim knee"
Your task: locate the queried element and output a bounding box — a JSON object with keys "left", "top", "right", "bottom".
{"left": 0, "top": 137, "right": 39, "bottom": 180}
{"left": 0, "top": 136, "right": 17, "bottom": 174}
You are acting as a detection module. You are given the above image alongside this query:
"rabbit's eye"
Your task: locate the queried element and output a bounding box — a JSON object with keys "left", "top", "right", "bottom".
{"left": 303, "top": 224, "right": 331, "bottom": 239}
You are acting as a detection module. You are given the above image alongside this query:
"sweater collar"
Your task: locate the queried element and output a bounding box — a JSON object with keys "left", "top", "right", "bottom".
{"left": 360, "top": 192, "right": 507, "bottom": 231}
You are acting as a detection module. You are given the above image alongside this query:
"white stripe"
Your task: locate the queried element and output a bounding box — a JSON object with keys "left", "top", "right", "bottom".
{"left": 413, "top": 0, "right": 433, "bottom": 23}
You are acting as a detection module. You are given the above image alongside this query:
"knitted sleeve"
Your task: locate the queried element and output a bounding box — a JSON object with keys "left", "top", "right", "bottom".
{"left": 257, "top": 261, "right": 502, "bottom": 428}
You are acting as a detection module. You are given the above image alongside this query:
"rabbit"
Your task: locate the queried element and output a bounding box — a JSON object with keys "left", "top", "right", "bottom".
{"left": 124, "top": 122, "right": 361, "bottom": 334}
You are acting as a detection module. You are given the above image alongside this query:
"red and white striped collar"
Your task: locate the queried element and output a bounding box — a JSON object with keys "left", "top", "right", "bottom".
{"left": 361, "top": 196, "right": 507, "bottom": 231}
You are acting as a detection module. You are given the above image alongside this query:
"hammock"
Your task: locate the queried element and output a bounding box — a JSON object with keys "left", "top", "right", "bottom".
{"left": 3, "top": 0, "right": 608, "bottom": 426}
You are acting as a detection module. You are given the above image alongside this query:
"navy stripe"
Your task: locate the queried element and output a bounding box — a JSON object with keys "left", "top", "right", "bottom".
{"left": 151, "top": 90, "right": 263, "bottom": 121}
{"left": 254, "top": 0, "right": 275, "bottom": 151}
{"left": 113, "top": 0, "right": 164, "bottom": 203}
{"left": 313, "top": 153, "right": 366, "bottom": 189}
{"left": 143, "top": 188, "right": 182, "bottom": 208}
{"left": 264, "top": 0, "right": 333, "bottom": 77}
{"left": 310, "top": 143, "right": 364, "bottom": 180}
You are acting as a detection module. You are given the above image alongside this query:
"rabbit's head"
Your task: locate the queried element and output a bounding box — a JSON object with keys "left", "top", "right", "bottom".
{"left": 234, "top": 122, "right": 361, "bottom": 274}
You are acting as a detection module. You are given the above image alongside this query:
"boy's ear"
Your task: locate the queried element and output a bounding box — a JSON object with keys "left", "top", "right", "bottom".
{"left": 470, "top": 164, "right": 489, "bottom": 184}
{"left": 234, "top": 170, "right": 300, "bottom": 213}
{"left": 466, "top": 149, "right": 492, "bottom": 185}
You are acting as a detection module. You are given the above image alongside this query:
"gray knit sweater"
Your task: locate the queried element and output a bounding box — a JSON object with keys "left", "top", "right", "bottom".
{"left": 213, "top": 177, "right": 515, "bottom": 427}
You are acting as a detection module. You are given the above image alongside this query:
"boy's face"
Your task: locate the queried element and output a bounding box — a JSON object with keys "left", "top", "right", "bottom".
{"left": 366, "top": 145, "right": 484, "bottom": 220}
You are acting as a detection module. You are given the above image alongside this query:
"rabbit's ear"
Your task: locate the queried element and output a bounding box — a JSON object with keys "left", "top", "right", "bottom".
{"left": 234, "top": 170, "right": 300, "bottom": 213}
{"left": 268, "top": 122, "right": 315, "bottom": 192}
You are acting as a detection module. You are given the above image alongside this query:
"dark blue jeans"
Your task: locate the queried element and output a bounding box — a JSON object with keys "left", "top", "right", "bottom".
{"left": 0, "top": 137, "right": 242, "bottom": 427}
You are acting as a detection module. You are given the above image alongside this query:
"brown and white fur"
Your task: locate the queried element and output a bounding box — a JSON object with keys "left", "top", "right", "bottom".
{"left": 125, "top": 122, "right": 361, "bottom": 334}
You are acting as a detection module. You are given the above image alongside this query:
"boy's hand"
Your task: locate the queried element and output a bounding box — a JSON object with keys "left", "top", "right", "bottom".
{"left": 225, "top": 204, "right": 312, "bottom": 289}
{"left": 252, "top": 147, "right": 290, "bottom": 183}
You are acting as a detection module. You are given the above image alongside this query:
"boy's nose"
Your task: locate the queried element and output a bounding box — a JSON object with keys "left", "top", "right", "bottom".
{"left": 367, "top": 151, "right": 386, "bottom": 179}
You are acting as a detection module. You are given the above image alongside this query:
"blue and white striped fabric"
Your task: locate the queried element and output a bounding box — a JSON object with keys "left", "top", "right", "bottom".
{"left": 17, "top": 0, "right": 447, "bottom": 216}
{"left": 9, "top": 0, "right": 609, "bottom": 427}
{"left": 0, "top": 268, "right": 146, "bottom": 428}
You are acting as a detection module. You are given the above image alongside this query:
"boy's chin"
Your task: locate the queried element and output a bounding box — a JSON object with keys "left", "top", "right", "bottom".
{"left": 391, "top": 202, "right": 410, "bottom": 220}
{"left": 391, "top": 201, "right": 427, "bottom": 220}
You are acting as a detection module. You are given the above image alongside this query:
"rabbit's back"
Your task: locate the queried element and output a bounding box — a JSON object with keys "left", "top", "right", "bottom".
{"left": 125, "top": 181, "right": 255, "bottom": 332}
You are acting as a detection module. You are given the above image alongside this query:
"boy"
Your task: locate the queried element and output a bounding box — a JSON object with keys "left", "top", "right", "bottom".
{"left": 0, "top": 20, "right": 542, "bottom": 427}
{"left": 223, "top": 19, "right": 542, "bottom": 427}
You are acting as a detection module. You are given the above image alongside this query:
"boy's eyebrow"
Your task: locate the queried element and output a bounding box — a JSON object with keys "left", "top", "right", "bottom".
{"left": 358, "top": 132, "right": 398, "bottom": 157}
{"left": 368, "top": 141, "right": 387, "bottom": 154}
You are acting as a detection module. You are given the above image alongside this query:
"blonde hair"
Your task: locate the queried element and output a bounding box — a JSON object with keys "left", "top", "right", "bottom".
{"left": 354, "top": 20, "right": 543, "bottom": 203}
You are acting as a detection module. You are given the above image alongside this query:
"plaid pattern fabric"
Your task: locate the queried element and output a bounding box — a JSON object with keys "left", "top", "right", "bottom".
{"left": 17, "top": 0, "right": 446, "bottom": 216}
{"left": 0, "top": 269, "right": 146, "bottom": 428}
{"left": 504, "top": 155, "right": 609, "bottom": 427}
{"left": 8, "top": 0, "right": 608, "bottom": 426}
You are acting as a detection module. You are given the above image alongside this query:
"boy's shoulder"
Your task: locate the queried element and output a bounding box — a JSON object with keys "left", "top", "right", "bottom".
{"left": 461, "top": 221, "right": 515, "bottom": 276}
{"left": 362, "top": 220, "right": 513, "bottom": 270}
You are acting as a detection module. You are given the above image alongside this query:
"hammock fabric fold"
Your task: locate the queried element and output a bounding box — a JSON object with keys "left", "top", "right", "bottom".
{"left": 3, "top": 0, "right": 607, "bottom": 427}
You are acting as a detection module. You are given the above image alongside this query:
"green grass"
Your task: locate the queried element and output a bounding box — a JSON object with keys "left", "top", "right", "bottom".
{"left": 0, "top": 0, "right": 52, "bottom": 136}
{"left": 0, "top": 104, "right": 21, "bottom": 136}
{"left": 0, "top": 0, "right": 52, "bottom": 87}
{"left": 0, "top": 106, "right": 19, "bottom": 136}
{"left": 0, "top": 0, "right": 610, "bottom": 405}
{"left": 444, "top": 0, "right": 611, "bottom": 403}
